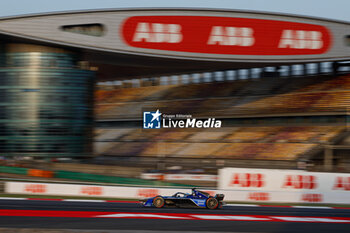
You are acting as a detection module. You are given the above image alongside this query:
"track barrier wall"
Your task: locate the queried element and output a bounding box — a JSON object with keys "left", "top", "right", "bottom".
{"left": 3, "top": 167, "right": 350, "bottom": 204}
{"left": 4, "top": 179, "right": 350, "bottom": 204}
{"left": 5, "top": 182, "right": 192, "bottom": 198}
{"left": 218, "top": 168, "right": 350, "bottom": 204}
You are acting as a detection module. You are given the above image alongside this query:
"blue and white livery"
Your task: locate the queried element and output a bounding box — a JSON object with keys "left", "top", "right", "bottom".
{"left": 140, "top": 188, "right": 225, "bottom": 209}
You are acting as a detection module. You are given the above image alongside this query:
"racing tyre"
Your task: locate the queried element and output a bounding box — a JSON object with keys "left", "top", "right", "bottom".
{"left": 206, "top": 197, "right": 219, "bottom": 209}
{"left": 153, "top": 196, "right": 165, "bottom": 208}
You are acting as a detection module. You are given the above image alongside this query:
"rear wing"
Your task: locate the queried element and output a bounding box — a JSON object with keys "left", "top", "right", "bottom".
{"left": 215, "top": 194, "right": 225, "bottom": 201}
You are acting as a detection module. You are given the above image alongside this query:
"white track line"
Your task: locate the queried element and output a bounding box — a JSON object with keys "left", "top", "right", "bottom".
{"left": 63, "top": 199, "right": 105, "bottom": 202}
{"left": 292, "top": 206, "right": 332, "bottom": 209}
{"left": 226, "top": 204, "right": 259, "bottom": 207}
{"left": 0, "top": 197, "right": 27, "bottom": 200}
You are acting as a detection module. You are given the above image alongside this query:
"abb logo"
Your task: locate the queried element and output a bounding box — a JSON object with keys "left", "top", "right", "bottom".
{"left": 230, "top": 173, "right": 265, "bottom": 188}
{"left": 333, "top": 177, "right": 350, "bottom": 191}
{"left": 207, "top": 26, "right": 254, "bottom": 46}
{"left": 282, "top": 175, "right": 317, "bottom": 189}
{"left": 137, "top": 189, "right": 159, "bottom": 198}
{"left": 301, "top": 194, "right": 323, "bottom": 203}
{"left": 248, "top": 192, "right": 269, "bottom": 201}
{"left": 279, "top": 30, "right": 323, "bottom": 49}
{"left": 122, "top": 16, "right": 331, "bottom": 55}
{"left": 132, "top": 22, "right": 182, "bottom": 43}
{"left": 24, "top": 184, "right": 47, "bottom": 193}
{"left": 80, "top": 186, "right": 103, "bottom": 196}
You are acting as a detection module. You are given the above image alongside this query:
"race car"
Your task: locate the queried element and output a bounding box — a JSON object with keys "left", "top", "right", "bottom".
{"left": 140, "top": 188, "right": 224, "bottom": 209}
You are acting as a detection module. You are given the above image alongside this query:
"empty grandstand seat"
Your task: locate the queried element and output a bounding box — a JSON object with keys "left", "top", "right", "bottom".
{"left": 141, "top": 142, "right": 188, "bottom": 156}
{"left": 174, "top": 143, "right": 226, "bottom": 158}
{"left": 103, "top": 142, "right": 151, "bottom": 157}
{"left": 187, "top": 131, "right": 230, "bottom": 142}
{"left": 94, "top": 74, "right": 350, "bottom": 163}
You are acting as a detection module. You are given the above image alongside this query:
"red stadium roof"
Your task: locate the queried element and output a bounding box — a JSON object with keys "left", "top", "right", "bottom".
{"left": 0, "top": 8, "right": 349, "bottom": 80}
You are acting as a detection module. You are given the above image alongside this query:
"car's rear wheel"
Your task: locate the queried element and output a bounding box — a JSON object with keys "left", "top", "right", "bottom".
{"left": 153, "top": 196, "right": 165, "bottom": 208}
{"left": 206, "top": 197, "right": 219, "bottom": 209}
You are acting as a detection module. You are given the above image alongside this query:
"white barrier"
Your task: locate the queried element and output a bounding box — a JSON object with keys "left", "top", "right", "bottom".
{"left": 5, "top": 182, "right": 197, "bottom": 199}
{"left": 3, "top": 168, "right": 350, "bottom": 204}
{"left": 218, "top": 168, "right": 350, "bottom": 204}
{"left": 5, "top": 180, "right": 350, "bottom": 204}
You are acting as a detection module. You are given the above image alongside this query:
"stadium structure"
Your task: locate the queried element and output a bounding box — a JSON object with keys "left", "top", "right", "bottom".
{"left": 0, "top": 8, "right": 349, "bottom": 172}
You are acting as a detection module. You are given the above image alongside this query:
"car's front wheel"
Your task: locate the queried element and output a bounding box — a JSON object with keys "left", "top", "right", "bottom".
{"left": 153, "top": 196, "right": 165, "bottom": 208}
{"left": 206, "top": 197, "right": 219, "bottom": 209}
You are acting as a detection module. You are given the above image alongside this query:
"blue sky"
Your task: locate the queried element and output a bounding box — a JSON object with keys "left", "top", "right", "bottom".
{"left": 0, "top": 0, "right": 349, "bottom": 22}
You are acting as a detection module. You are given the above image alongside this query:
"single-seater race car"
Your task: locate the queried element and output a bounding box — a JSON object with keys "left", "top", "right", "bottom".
{"left": 140, "top": 188, "right": 225, "bottom": 209}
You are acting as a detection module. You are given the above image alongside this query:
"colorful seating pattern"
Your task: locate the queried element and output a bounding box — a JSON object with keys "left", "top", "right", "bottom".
{"left": 96, "top": 75, "right": 350, "bottom": 119}
{"left": 94, "top": 126, "right": 346, "bottom": 160}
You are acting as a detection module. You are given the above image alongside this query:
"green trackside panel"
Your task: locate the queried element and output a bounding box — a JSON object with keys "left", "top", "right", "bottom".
{"left": 55, "top": 170, "right": 192, "bottom": 187}
{"left": 0, "top": 166, "right": 28, "bottom": 175}
{"left": 0, "top": 50, "right": 95, "bottom": 159}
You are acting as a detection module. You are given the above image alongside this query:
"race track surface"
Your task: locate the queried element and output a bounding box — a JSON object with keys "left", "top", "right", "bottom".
{"left": 0, "top": 199, "right": 350, "bottom": 232}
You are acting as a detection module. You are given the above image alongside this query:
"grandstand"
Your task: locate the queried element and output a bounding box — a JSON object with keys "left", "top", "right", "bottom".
{"left": 94, "top": 72, "right": 350, "bottom": 172}
{"left": 0, "top": 8, "right": 349, "bottom": 172}
{"left": 96, "top": 75, "right": 350, "bottom": 118}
